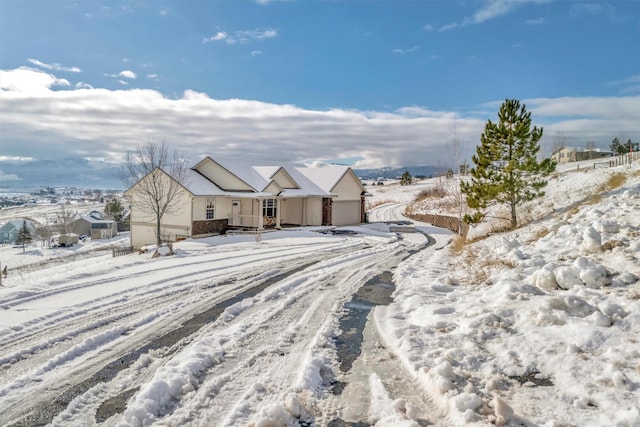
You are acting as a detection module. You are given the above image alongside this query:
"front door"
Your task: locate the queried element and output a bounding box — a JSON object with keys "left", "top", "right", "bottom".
{"left": 232, "top": 200, "right": 240, "bottom": 225}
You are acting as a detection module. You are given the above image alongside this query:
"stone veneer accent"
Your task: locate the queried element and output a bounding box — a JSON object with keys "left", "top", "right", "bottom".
{"left": 192, "top": 219, "right": 228, "bottom": 236}
{"left": 322, "top": 198, "right": 332, "bottom": 226}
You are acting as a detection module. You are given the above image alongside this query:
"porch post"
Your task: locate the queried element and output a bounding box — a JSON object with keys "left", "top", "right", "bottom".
{"left": 275, "top": 198, "right": 282, "bottom": 229}
{"left": 257, "top": 199, "right": 264, "bottom": 231}
{"left": 302, "top": 199, "right": 307, "bottom": 226}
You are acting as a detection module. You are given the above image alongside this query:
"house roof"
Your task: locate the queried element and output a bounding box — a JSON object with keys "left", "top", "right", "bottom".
{"left": 74, "top": 215, "right": 115, "bottom": 225}
{"left": 182, "top": 168, "right": 275, "bottom": 198}
{"left": 136, "top": 157, "right": 360, "bottom": 199}
{"left": 553, "top": 146, "right": 611, "bottom": 155}
{"left": 190, "top": 157, "right": 334, "bottom": 198}
{"left": 296, "top": 165, "right": 350, "bottom": 193}
{"left": 0, "top": 219, "right": 36, "bottom": 232}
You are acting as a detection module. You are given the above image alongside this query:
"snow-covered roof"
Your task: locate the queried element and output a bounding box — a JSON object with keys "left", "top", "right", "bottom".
{"left": 296, "top": 165, "right": 350, "bottom": 193}
{"left": 252, "top": 166, "right": 280, "bottom": 181}
{"left": 0, "top": 219, "right": 36, "bottom": 231}
{"left": 182, "top": 169, "right": 227, "bottom": 196}
{"left": 76, "top": 215, "right": 115, "bottom": 224}
{"left": 208, "top": 157, "right": 273, "bottom": 192}
{"left": 554, "top": 146, "right": 610, "bottom": 154}
{"left": 191, "top": 157, "right": 334, "bottom": 197}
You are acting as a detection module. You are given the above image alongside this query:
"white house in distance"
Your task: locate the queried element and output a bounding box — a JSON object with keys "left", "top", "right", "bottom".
{"left": 551, "top": 146, "right": 612, "bottom": 164}
{"left": 125, "top": 156, "right": 368, "bottom": 249}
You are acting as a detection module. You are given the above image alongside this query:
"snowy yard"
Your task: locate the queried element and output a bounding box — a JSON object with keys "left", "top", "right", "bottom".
{"left": 0, "top": 160, "right": 639, "bottom": 426}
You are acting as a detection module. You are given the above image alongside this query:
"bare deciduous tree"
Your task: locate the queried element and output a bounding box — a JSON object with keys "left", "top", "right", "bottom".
{"left": 57, "top": 203, "right": 76, "bottom": 235}
{"left": 551, "top": 131, "right": 566, "bottom": 154}
{"left": 121, "top": 139, "right": 190, "bottom": 247}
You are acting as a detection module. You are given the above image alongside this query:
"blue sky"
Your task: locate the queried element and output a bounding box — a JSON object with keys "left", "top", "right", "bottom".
{"left": 0, "top": 0, "right": 639, "bottom": 187}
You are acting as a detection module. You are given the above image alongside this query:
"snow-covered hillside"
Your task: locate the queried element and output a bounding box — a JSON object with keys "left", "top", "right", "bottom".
{"left": 375, "top": 163, "right": 640, "bottom": 426}
{"left": 0, "top": 160, "right": 638, "bottom": 426}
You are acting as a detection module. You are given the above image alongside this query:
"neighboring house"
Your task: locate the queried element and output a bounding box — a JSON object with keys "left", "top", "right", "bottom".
{"left": 56, "top": 233, "right": 79, "bottom": 247}
{"left": 70, "top": 215, "right": 118, "bottom": 239}
{"left": 125, "top": 156, "right": 369, "bottom": 249}
{"left": 0, "top": 219, "right": 36, "bottom": 244}
{"left": 552, "top": 147, "right": 612, "bottom": 164}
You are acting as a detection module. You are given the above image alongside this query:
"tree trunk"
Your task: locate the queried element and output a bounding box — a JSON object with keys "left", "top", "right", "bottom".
{"left": 510, "top": 199, "right": 517, "bottom": 230}
{"left": 156, "top": 214, "right": 162, "bottom": 247}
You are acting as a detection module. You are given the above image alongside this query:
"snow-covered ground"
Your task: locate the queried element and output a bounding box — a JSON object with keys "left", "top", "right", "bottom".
{"left": 0, "top": 159, "right": 639, "bottom": 426}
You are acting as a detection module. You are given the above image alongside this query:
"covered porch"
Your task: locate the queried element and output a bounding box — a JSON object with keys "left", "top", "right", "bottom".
{"left": 226, "top": 196, "right": 327, "bottom": 231}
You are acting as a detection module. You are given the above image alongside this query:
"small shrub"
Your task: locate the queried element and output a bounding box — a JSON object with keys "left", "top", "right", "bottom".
{"left": 526, "top": 227, "right": 551, "bottom": 244}
{"left": 450, "top": 235, "right": 466, "bottom": 255}
{"left": 457, "top": 246, "right": 517, "bottom": 285}
{"left": 414, "top": 182, "right": 448, "bottom": 201}
{"left": 598, "top": 173, "right": 626, "bottom": 192}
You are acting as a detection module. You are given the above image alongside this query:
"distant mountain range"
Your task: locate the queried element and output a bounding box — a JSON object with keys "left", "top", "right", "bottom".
{"left": 0, "top": 158, "right": 443, "bottom": 193}
{"left": 354, "top": 165, "right": 444, "bottom": 180}
{"left": 0, "top": 158, "right": 123, "bottom": 193}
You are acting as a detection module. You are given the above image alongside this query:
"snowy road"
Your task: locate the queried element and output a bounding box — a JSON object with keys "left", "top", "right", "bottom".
{"left": 0, "top": 219, "right": 442, "bottom": 426}
{"left": 366, "top": 203, "right": 409, "bottom": 223}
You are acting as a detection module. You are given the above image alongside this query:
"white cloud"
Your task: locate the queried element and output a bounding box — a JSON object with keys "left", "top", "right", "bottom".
{"left": 118, "top": 70, "right": 137, "bottom": 79}
{"left": 75, "top": 82, "right": 94, "bottom": 89}
{"left": 203, "top": 31, "right": 229, "bottom": 43}
{"left": 605, "top": 74, "right": 640, "bottom": 94}
{"left": 203, "top": 28, "right": 278, "bottom": 45}
{"left": 147, "top": 73, "right": 160, "bottom": 81}
{"left": 423, "top": 24, "right": 433, "bottom": 31}
{"left": 0, "top": 155, "right": 34, "bottom": 162}
{"left": 247, "top": 29, "right": 278, "bottom": 40}
{"left": 0, "top": 67, "right": 637, "bottom": 170}
{"left": 0, "top": 171, "right": 22, "bottom": 182}
{"left": 0, "top": 67, "right": 70, "bottom": 93}
{"left": 256, "top": 0, "right": 292, "bottom": 4}
{"left": 27, "top": 58, "right": 82, "bottom": 73}
{"left": 438, "top": 0, "right": 552, "bottom": 31}
{"left": 250, "top": 50, "right": 263, "bottom": 57}
{"left": 525, "top": 17, "right": 545, "bottom": 25}
{"left": 118, "top": 80, "right": 129, "bottom": 85}
{"left": 392, "top": 45, "right": 419, "bottom": 54}
{"left": 570, "top": 2, "right": 623, "bottom": 22}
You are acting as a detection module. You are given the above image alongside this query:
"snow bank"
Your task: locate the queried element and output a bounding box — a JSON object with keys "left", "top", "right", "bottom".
{"left": 120, "top": 337, "right": 225, "bottom": 426}
{"left": 375, "top": 165, "right": 640, "bottom": 426}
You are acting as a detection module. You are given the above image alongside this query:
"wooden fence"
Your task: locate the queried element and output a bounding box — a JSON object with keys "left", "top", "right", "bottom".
{"left": 112, "top": 246, "right": 134, "bottom": 257}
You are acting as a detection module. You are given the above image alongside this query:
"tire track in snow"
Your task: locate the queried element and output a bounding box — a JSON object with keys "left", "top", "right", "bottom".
{"left": 142, "top": 242, "right": 407, "bottom": 426}
{"left": 0, "top": 240, "right": 368, "bottom": 426}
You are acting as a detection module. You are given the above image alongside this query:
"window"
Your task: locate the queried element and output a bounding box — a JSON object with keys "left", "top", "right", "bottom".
{"left": 206, "top": 198, "right": 215, "bottom": 220}
{"left": 263, "top": 198, "right": 277, "bottom": 217}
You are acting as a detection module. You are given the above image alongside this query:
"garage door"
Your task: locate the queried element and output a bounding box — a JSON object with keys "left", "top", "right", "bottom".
{"left": 332, "top": 200, "right": 361, "bottom": 226}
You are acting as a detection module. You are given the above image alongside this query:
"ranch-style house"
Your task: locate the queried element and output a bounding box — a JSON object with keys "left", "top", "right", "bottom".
{"left": 125, "top": 156, "right": 369, "bottom": 249}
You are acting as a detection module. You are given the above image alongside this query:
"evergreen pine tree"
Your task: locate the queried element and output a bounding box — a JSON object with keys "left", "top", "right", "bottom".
{"left": 624, "top": 139, "right": 639, "bottom": 153}
{"left": 400, "top": 171, "right": 413, "bottom": 186}
{"left": 610, "top": 138, "right": 622, "bottom": 155}
{"left": 16, "top": 220, "right": 33, "bottom": 253}
{"left": 460, "top": 99, "right": 555, "bottom": 230}
{"left": 104, "top": 198, "right": 124, "bottom": 222}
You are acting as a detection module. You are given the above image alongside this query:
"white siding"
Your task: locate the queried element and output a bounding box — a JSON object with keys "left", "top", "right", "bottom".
{"left": 129, "top": 177, "right": 193, "bottom": 249}
{"left": 331, "top": 170, "right": 363, "bottom": 201}
{"left": 282, "top": 199, "right": 303, "bottom": 225}
{"left": 272, "top": 168, "right": 299, "bottom": 189}
{"left": 305, "top": 198, "right": 322, "bottom": 226}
